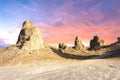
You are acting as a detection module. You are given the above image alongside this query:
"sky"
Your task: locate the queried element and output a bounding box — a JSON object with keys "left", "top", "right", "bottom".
{"left": 0, "top": 0, "right": 120, "bottom": 47}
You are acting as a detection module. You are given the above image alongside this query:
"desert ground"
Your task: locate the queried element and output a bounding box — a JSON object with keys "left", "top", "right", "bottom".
{"left": 0, "top": 44, "right": 120, "bottom": 80}
{"left": 0, "top": 58, "right": 120, "bottom": 80}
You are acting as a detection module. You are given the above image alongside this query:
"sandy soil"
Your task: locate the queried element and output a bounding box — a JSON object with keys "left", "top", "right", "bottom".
{"left": 0, "top": 58, "right": 120, "bottom": 80}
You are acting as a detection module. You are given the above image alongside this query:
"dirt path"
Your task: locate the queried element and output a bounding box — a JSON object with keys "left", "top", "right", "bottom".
{"left": 0, "top": 58, "right": 120, "bottom": 80}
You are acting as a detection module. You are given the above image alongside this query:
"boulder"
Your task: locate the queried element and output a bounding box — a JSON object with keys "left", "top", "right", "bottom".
{"left": 99, "top": 40, "right": 104, "bottom": 45}
{"left": 73, "top": 36, "right": 84, "bottom": 50}
{"left": 16, "top": 20, "right": 44, "bottom": 51}
{"left": 89, "top": 36, "right": 100, "bottom": 50}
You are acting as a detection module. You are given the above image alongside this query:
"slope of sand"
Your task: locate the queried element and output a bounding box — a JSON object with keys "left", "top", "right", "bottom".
{"left": 0, "top": 58, "right": 120, "bottom": 80}
{"left": 0, "top": 43, "right": 120, "bottom": 80}
{"left": 0, "top": 46, "right": 67, "bottom": 66}
{"left": 0, "top": 42, "right": 120, "bottom": 66}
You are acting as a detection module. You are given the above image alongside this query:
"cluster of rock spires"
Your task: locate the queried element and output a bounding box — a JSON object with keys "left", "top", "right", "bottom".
{"left": 58, "top": 36, "right": 85, "bottom": 51}
{"left": 15, "top": 20, "right": 119, "bottom": 52}
{"left": 16, "top": 20, "right": 44, "bottom": 51}
{"left": 58, "top": 35, "right": 105, "bottom": 51}
{"left": 15, "top": 20, "right": 87, "bottom": 52}
{"left": 58, "top": 36, "right": 120, "bottom": 54}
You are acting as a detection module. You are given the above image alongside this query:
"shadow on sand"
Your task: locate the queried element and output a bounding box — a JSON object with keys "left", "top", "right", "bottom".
{"left": 51, "top": 47, "right": 120, "bottom": 60}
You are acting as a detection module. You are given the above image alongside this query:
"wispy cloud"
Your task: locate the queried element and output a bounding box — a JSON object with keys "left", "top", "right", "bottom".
{"left": 0, "top": 38, "right": 9, "bottom": 48}
{"left": 36, "top": 0, "right": 120, "bottom": 44}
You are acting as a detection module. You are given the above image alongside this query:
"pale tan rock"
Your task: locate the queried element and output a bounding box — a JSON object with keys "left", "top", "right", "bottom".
{"left": 16, "top": 20, "right": 44, "bottom": 51}
{"left": 99, "top": 40, "right": 104, "bottom": 45}
{"left": 22, "top": 20, "right": 34, "bottom": 29}
{"left": 74, "top": 36, "right": 84, "bottom": 50}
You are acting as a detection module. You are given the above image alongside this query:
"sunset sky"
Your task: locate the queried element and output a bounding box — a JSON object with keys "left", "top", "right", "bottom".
{"left": 0, "top": 0, "right": 120, "bottom": 47}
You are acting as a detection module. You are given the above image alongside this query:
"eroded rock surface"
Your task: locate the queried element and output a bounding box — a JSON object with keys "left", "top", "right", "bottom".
{"left": 16, "top": 20, "right": 44, "bottom": 50}
{"left": 59, "top": 43, "right": 67, "bottom": 50}
{"left": 73, "top": 36, "right": 84, "bottom": 50}
{"left": 89, "top": 36, "right": 100, "bottom": 50}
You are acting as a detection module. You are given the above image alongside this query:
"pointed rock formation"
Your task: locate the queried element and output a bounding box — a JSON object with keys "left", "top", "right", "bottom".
{"left": 16, "top": 20, "right": 44, "bottom": 50}
{"left": 73, "top": 36, "right": 84, "bottom": 50}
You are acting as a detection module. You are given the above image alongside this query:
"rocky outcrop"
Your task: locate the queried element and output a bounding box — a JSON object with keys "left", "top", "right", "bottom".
{"left": 99, "top": 40, "right": 104, "bottom": 45}
{"left": 117, "top": 37, "right": 120, "bottom": 43}
{"left": 73, "top": 36, "right": 84, "bottom": 50}
{"left": 58, "top": 43, "right": 67, "bottom": 50}
{"left": 16, "top": 20, "right": 44, "bottom": 51}
{"left": 89, "top": 36, "right": 100, "bottom": 50}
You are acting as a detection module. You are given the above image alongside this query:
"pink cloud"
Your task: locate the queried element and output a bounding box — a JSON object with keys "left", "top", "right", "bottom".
{"left": 37, "top": 17, "right": 120, "bottom": 45}
{"left": 36, "top": 1, "right": 120, "bottom": 45}
{"left": 8, "top": 31, "right": 13, "bottom": 34}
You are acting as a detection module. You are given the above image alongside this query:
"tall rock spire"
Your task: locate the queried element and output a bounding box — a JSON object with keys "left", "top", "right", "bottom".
{"left": 74, "top": 36, "right": 84, "bottom": 50}
{"left": 16, "top": 20, "right": 44, "bottom": 50}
